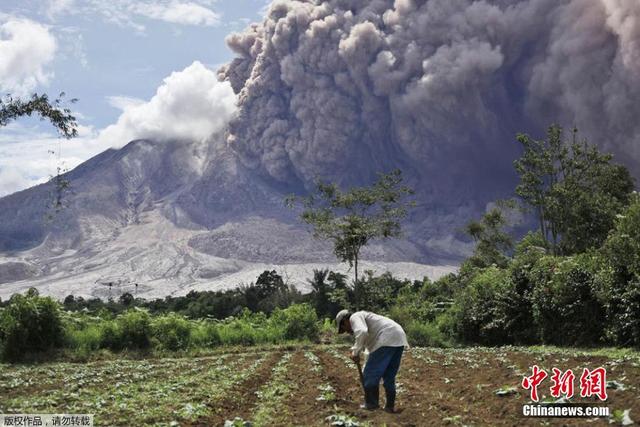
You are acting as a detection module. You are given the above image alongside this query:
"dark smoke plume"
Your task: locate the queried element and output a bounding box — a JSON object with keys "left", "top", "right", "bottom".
{"left": 218, "top": 0, "right": 640, "bottom": 258}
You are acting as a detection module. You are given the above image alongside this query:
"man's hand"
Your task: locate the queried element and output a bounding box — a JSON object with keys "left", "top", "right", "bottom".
{"left": 350, "top": 353, "right": 360, "bottom": 363}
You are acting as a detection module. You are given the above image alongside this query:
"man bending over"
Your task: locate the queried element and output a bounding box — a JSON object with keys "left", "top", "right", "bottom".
{"left": 336, "top": 309, "right": 408, "bottom": 413}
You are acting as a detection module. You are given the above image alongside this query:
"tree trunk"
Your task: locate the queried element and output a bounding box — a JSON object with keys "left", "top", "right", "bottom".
{"left": 354, "top": 252, "right": 359, "bottom": 286}
{"left": 538, "top": 206, "right": 549, "bottom": 249}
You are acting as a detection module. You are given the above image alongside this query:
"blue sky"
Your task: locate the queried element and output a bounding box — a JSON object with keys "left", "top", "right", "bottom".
{"left": 0, "top": 0, "right": 267, "bottom": 195}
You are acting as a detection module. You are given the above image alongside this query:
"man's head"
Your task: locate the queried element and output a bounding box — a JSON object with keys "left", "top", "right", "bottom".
{"left": 336, "top": 309, "right": 353, "bottom": 334}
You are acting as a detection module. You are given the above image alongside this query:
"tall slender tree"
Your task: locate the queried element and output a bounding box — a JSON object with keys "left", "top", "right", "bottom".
{"left": 287, "top": 169, "right": 415, "bottom": 285}
{"left": 514, "top": 125, "right": 634, "bottom": 255}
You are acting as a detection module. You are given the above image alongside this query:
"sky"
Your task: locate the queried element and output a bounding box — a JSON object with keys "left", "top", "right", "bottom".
{"left": 0, "top": 0, "right": 267, "bottom": 196}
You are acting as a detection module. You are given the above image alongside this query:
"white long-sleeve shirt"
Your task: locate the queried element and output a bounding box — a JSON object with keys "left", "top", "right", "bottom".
{"left": 349, "top": 311, "right": 409, "bottom": 356}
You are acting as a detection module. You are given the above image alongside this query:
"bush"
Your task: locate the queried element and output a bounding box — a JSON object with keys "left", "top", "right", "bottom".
{"left": 530, "top": 255, "right": 605, "bottom": 346}
{"left": 117, "top": 309, "right": 152, "bottom": 350}
{"left": 67, "top": 324, "right": 102, "bottom": 355}
{"left": 99, "top": 309, "right": 152, "bottom": 351}
{"left": 354, "top": 272, "right": 408, "bottom": 313}
{"left": 599, "top": 195, "right": 640, "bottom": 347}
{"left": 152, "top": 313, "right": 192, "bottom": 351}
{"left": 607, "top": 278, "right": 640, "bottom": 347}
{"left": 191, "top": 320, "right": 221, "bottom": 347}
{"left": 502, "top": 243, "right": 545, "bottom": 344}
{"left": 451, "top": 267, "right": 511, "bottom": 345}
{"left": 270, "top": 303, "right": 319, "bottom": 341}
{"left": 0, "top": 290, "right": 65, "bottom": 362}
{"left": 405, "top": 320, "right": 450, "bottom": 347}
{"left": 217, "top": 318, "right": 259, "bottom": 346}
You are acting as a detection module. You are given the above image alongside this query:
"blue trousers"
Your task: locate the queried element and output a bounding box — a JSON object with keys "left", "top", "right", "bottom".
{"left": 362, "top": 346, "right": 404, "bottom": 391}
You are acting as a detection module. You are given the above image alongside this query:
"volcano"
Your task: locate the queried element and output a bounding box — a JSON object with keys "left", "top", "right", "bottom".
{"left": 0, "top": 135, "right": 457, "bottom": 300}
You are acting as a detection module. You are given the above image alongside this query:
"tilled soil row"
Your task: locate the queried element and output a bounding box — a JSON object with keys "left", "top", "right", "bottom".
{"left": 314, "top": 348, "right": 640, "bottom": 427}
{"left": 277, "top": 350, "right": 347, "bottom": 426}
{"left": 315, "top": 348, "right": 413, "bottom": 426}
{"left": 189, "top": 351, "right": 284, "bottom": 427}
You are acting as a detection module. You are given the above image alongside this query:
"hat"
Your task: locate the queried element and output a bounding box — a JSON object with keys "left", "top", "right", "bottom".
{"left": 335, "top": 309, "right": 351, "bottom": 333}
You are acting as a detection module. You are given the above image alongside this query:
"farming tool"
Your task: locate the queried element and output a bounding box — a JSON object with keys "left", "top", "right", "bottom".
{"left": 355, "top": 358, "right": 365, "bottom": 392}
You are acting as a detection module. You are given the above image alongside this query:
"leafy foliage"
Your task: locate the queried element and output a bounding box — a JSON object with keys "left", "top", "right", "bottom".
{"left": 269, "top": 303, "right": 319, "bottom": 341}
{"left": 463, "top": 201, "right": 515, "bottom": 269}
{"left": 0, "top": 289, "right": 65, "bottom": 361}
{"left": 600, "top": 194, "right": 640, "bottom": 346}
{"left": 529, "top": 255, "right": 606, "bottom": 346}
{"left": 514, "top": 125, "right": 634, "bottom": 255}
{"left": 152, "top": 312, "right": 193, "bottom": 351}
{"left": 0, "top": 93, "right": 78, "bottom": 138}
{"left": 287, "top": 169, "right": 414, "bottom": 284}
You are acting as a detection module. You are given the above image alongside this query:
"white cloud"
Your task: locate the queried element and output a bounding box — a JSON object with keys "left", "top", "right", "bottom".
{"left": 106, "top": 95, "right": 146, "bottom": 111}
{"left": 0, "top": 122, "right": 103, "bottom": 197}
{"left": 58, "top": 28, "right": 89, "bottom": 68}
{"left": 0, "top": 61, "right": 237, "bottom": 196}
{"left": 97, "top": 61, "right": 236, "bottom": 147}
{"left": 46, "top": 0, "right": 221, "bottom": 30}
{"left": 0, "top": 17, "right": 57, "bottom": 96}
{"left": 0, "top": 167, "right": 37, "bottom": 197}
{"left": 133, "top": 2, "right": 221, "bottom": 27}
{"left": 46, "top": 0, "right": 76, "bottom": 19}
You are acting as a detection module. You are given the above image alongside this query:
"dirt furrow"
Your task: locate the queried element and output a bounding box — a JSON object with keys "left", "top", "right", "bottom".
{"left": 190, "top": 351, "right": 284, "bottom": 427}
{"left": 277, "top": 350, "right": 339, "bottom": 426}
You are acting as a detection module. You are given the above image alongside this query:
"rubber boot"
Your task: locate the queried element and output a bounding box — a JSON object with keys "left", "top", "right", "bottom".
{"left": 360, "top": 386, "right": 380, "bottom": 410}
{"left": 384, "top": 388, "right": 397, "bottom": 413}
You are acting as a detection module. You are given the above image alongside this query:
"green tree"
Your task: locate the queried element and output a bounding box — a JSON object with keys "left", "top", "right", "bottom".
{"left": 0, "top": 93, "right": 78, "bottom": 138}
{"left": 241, "top": 270, "right": 290, "bottom": 314}
{"left": 0, "top": 289, "right": 65, "bottom": 361}
{"left": 514, "top": 125, "right": 634, "bottom": 255}
{"left": 287, "top": 170, "right": 414, "bottom": 285}
{"left": 463, "top": 201, "right": 515, "bottom": 269}
{"left": 599, "top": 193, "right": 640, "bottom": 346}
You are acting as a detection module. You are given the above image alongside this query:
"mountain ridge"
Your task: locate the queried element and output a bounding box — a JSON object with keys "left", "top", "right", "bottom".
{"left": 0, "top": 136, "right": 459, "bottom": 300}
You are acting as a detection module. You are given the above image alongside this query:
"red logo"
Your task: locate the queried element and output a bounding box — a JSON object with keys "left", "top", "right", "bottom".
{"left": 521, "top": 366, "right": 608, "bottom": 402}
{"left": 522, "top": 365, "right": 548, "bottom": 402}
{"left": 579, "top": 367, "right": 607, "bottom": 401}
{"left": 550, "top": 368, "right": 575, "bottom": 399}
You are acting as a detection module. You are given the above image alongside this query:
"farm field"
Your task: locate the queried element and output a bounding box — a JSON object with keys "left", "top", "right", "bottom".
{"left": 1, "top": 346, "right": 638, "bottom": 426}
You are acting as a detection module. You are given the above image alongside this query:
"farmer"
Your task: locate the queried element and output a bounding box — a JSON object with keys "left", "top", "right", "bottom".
{"left": 336, "top": 309, "right": 408, "bottom": 413}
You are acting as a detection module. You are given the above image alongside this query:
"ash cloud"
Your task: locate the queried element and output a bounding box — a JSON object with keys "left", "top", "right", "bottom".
{"left": 219, "top": 0, "right": 640, "bottom": 194}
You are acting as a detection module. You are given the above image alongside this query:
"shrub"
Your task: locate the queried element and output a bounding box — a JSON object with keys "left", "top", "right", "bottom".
{"left": 530, "top": 255, "right": 605, "bottom": 346}
{"left": 609, "top": 278, "right": 640, "bottom": 347}
{"left": 117, "top": 309, "right": 152, "bottom": 350}
{"left": 501, "top": 244, "right": 546, "bottom": 344}
{"left": 0, "top": 290, "right": 65, "bottom": 361}
{"left": 599, "top": 195, "right": 640, "bottom": 347}
{"left": 152, "top": 313, "right": 192, "bottom": 351}
{"left": 405, "top": 320, "right": 450, "bottom": 347}
{"left": 388, "top": 284, "right": 439, "bottom": 329}
{"left": 270, "top": 303, "right": 319, "bottom": 341}
{"left": 451, "top": 267, "right": 511, "bottom": 345}
{"left": 68, "top": 324, "right": 102, "bottom": 355}
{"left": 354, "top": 272, "right": 408, "bottom": 312}
{"left": 99, "top": 309, "right": 152, "bottom": 351}
{"left": 217, "top": 318, "right": 259, "bottom": 346}
{"left": 191, "top": 320, "right": 221, "bottom": 347}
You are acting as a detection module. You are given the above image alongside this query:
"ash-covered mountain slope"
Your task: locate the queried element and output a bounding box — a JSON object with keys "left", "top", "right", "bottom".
{"left": 0, "top": 136, "right": 455, "bottom": 300}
